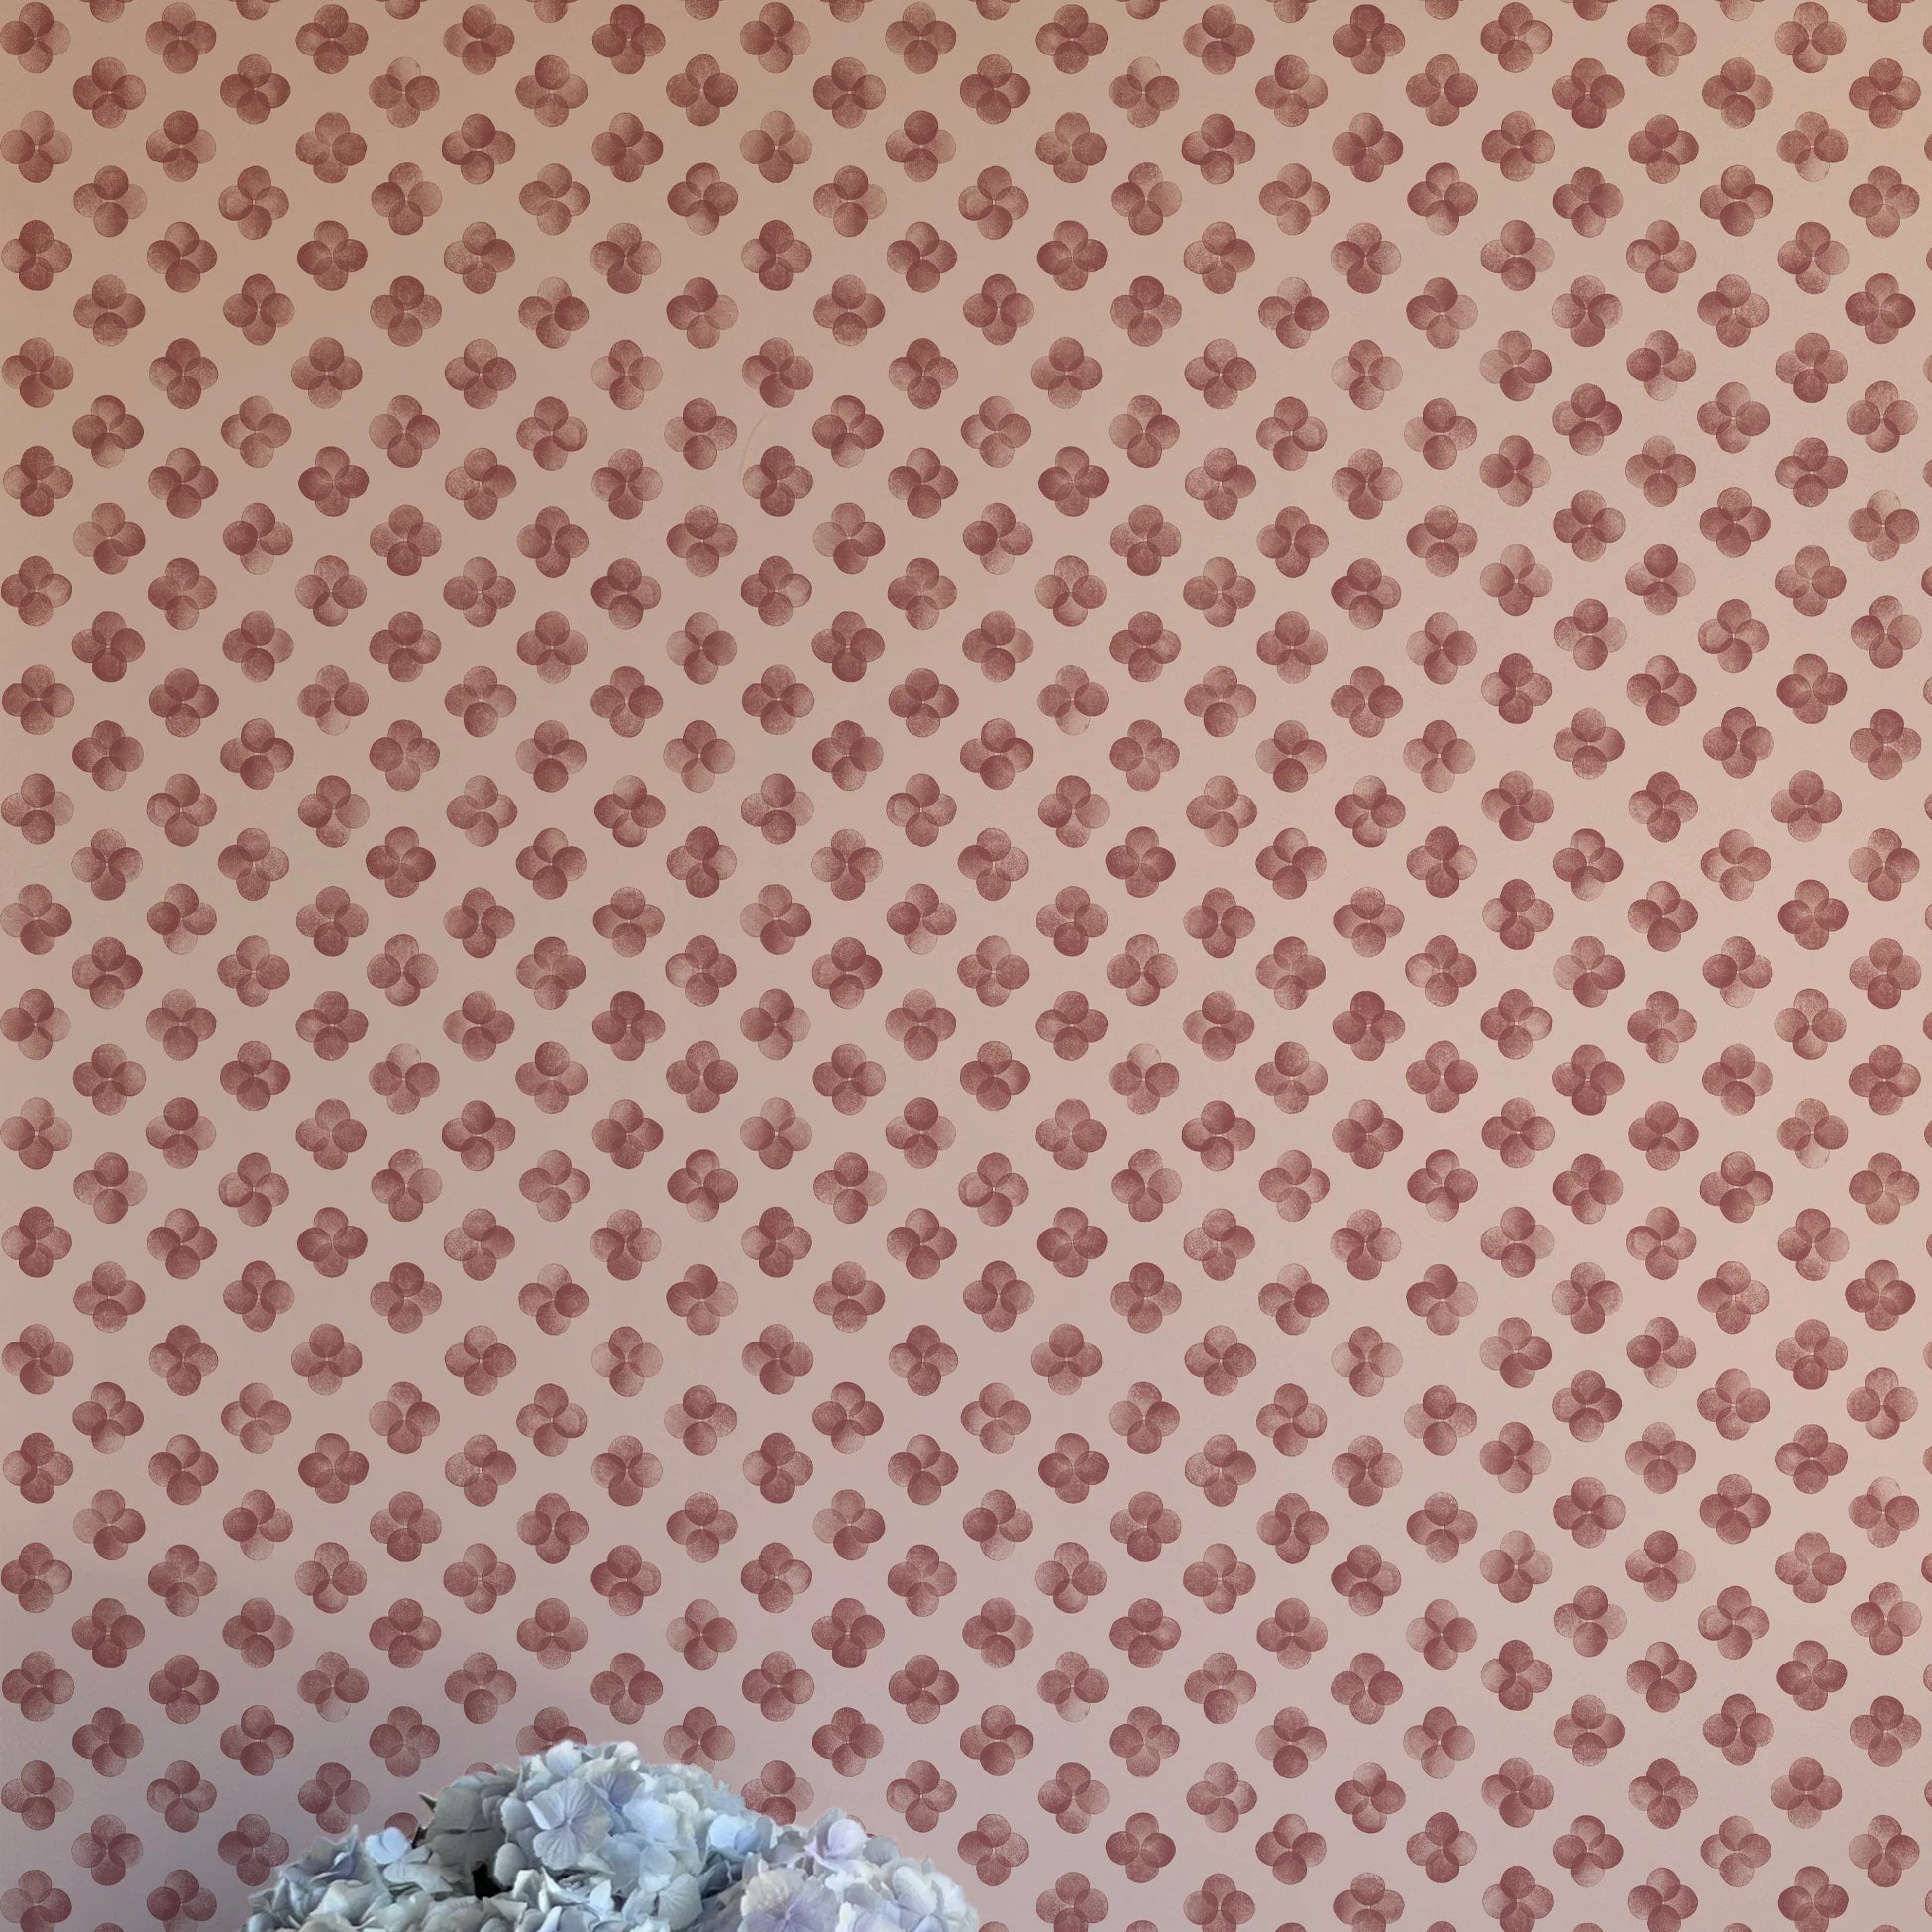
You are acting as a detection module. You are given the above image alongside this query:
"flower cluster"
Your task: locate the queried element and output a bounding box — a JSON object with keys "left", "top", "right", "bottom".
{"left": 244, "top": 1743, "right": 978, "bottom": 1932}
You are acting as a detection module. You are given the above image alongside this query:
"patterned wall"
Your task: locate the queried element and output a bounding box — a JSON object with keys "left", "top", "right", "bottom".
{"left": 4, "top": 1, "right": 1931, "bottom": 1929}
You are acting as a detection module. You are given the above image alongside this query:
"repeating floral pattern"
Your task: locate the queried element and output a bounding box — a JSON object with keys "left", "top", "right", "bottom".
{"left": 5, "top": 1, "right": 1932, "bottom": 1930}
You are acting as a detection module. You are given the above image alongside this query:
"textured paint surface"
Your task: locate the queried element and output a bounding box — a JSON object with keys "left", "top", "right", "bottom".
{"left": 3, "top": 4, "right": 1931, "bottom": 1931}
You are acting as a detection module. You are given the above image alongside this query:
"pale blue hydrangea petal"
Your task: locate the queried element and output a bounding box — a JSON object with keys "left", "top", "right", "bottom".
{"left": 529, "top": 1779, "right": 608, "bottom": 1871}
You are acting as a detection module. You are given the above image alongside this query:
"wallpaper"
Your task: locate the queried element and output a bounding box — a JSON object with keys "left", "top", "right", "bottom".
{"left": 4, "top": 1, "right": 1932, "bottom": 1929}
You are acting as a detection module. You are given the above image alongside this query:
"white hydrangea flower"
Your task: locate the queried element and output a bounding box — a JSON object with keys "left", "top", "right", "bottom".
{"left": 247, "top": 1743, "right": 965, "bottom": 1932}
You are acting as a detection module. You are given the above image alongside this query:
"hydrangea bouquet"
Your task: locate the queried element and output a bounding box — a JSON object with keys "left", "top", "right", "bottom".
{"left": 244, "top": 1741, "right": 980, "bottom": 1932}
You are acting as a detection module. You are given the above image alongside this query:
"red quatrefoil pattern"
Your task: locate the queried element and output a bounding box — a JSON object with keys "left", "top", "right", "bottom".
{"left": 6, "top": 2, "right": 1932, "bottom": 1931}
